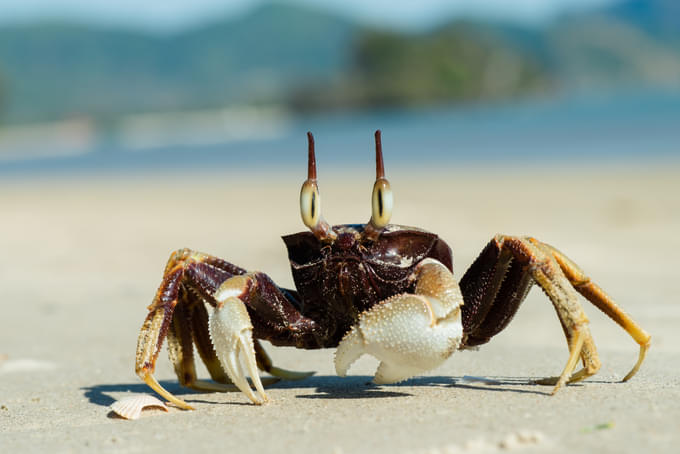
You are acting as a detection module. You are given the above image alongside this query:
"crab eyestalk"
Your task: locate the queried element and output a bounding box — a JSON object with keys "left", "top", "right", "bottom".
{"left": 300, "top": 132, "right": 336, "bottom": 241}
{"left": 369, "top": 130, "right": 393, "bottom": 231}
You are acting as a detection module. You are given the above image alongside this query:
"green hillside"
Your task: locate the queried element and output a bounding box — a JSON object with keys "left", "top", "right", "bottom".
{"left": 0, "top": 4, "right": 355, "bottom": 123}
{"left": 290, "top": 23, "right": 551, "bottom": 110}
{"left": 0, "top": 1, "right": 679, "bottom": 124}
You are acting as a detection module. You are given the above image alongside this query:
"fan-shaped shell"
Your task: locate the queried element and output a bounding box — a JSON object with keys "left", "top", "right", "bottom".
{"left": 110, "top": 394, "right": 169, "bottom": 420}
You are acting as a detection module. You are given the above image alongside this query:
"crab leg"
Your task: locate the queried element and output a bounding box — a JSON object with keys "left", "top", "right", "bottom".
{"left": 136, "top": 260, "right": 196, "bottom": 409}
{"left": 523, "top": 242, "right": 595, "bottom": 393}
{"left": 186, "top": 295, "right": 235, "bottom": 386}
{"left": 254, "top": 340, "right": 315, "bottom": 381}
{"left": 136, "top": 249, "right": 316, "bottom": 408}
{"left": 541, "top": 241, "right": 651, "bottom": 382}
{"left": 460, "top": 235, "right": 650, "bottom": 392}
{"left": 460, "top": 236, "right": 601, "bottom": 392}
{"left": 335, "top": 258, "right": 464, "bottom": 384}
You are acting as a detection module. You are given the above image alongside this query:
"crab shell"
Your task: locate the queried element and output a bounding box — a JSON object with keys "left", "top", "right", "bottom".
{"left": 281, "top": 224, "right": 454, "bottom": 347}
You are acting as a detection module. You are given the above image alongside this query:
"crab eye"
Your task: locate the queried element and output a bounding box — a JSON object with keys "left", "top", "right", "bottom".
{"left": 371, "top": 178, "right": 393, "bottom": 229}
{"left": 300, "top": 180, "right": 321, "bottom": 229}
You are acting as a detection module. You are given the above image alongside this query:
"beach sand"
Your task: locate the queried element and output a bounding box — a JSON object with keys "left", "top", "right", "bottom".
{"left": 1, "top": 163, "right": 679, "bottom": 453}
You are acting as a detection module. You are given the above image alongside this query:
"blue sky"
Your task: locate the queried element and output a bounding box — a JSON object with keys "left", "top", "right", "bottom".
{"left": 0, "top": 0, "right": 619, "bottom": 30}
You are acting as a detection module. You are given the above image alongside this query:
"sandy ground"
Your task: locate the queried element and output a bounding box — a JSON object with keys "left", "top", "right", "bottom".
{"left": 1, "top": 163, "right": 679, "bottom": 453}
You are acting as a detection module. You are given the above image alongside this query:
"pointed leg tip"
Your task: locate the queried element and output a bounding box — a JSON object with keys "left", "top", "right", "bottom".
{"left": 259, "top": 376, "right": 282, "bottom": 386}
{"left": 142, "top": 372, "right": 195, "bottom": 410}
{"left": 621, "top": 368, "right": 638, "bottom": 383}
{"left": 163, "top": 397, "right": 195, "bottom": 411}
{"left": 268, "top": 366, "right": 316, "bottom": 381}
{"left": 175, "top": 403, "right": 196, "bottom": 411}
{"left": 550, "top": 380, "right": 566, "bottom": 395}
{"left": 622, "top": 342, "right": 650, "bottom": 382}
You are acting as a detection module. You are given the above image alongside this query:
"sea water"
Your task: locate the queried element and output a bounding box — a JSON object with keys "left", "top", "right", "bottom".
{"left": 1, "top": 89, "right": 679, "bottom": 176}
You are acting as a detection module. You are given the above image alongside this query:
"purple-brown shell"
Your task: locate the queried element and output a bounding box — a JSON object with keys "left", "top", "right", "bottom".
{"left": 282, "top": 224, "right": 453, "bottom": 346}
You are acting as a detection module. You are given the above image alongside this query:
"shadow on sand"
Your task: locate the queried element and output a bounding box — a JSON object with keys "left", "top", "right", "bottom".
{"left": 82, "top": 373, "right": 583, "bottom": 410}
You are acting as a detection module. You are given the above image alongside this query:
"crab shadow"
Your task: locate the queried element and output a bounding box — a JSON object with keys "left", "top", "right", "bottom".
{"left": 82, "top": 381, "right": 223, "bottom": 408}
{"left": 289, "top": 374, "right": 573, "bottom": 398}
{"left": 81, "top": 376, "right": 411, "bottom": 409}
{"left": 83, "top": 373, "right": 585, "bottom": 409}
{"left": 293, "top": 375, "right": 560, "bottom": 398}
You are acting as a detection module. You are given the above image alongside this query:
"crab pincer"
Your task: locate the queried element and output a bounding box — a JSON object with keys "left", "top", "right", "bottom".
{"left": 336, "top": 259, "right": 465, "bottom": 384}
{"left": 209, "top": 283, "right": 269, "bottom": 404}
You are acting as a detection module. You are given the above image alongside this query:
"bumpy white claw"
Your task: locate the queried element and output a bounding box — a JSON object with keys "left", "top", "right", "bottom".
{"left": 209, "top": 297, "right": 268, "bottom": 404}
{"left": 335, "top": 294, "right": 463, "bottom": 384}
{"left": 334, "top": 326, "right": 364, "bottom": 378}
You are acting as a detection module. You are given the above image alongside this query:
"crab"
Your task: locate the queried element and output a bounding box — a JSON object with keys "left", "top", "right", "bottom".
{"left": 135, "top": 130, "right": 651, "bottom": 410}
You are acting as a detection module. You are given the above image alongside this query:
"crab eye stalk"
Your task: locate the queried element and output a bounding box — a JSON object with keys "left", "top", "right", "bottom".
{"left": 371, "top": 178, "right": 393, "bottom": 228}
{"left": 300, "top": 180, "right": 321, "bottom": 229}
{"left": 369, "top": 130, "right": 393, "bottom": 230}
{"left": 300, "top": 132, "right": 336, "bottom": 241}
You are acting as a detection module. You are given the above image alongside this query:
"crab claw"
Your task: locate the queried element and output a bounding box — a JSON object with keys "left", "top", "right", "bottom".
{"left": 209, "top": 297, "right": 268, "bottom": 404}
{"left": 335, "top": 294, "right": 463, "bottom": 384}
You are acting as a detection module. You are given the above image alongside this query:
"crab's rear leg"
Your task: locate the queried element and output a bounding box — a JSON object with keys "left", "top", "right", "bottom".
{"left": 254, "top": 339, "right": 316, "bottom": 381}
{"left": 541, "top": 241, "right": 651, "bottom": 381}
{"left": 460, "top": 235, "right": 650, "bottom": 392}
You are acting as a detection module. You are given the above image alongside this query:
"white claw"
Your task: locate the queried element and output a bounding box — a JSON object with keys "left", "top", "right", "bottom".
{"left": 335, "top": 294, "right": 463, "bottom": 384}
{"left": 209, "top": 297, "right": 268, "bottom": 404}
{"left": 374, "top": 361, "right": 425, "bottom": 385}
{"left": 334, "top": 326, "right": 364, "bottom": 377}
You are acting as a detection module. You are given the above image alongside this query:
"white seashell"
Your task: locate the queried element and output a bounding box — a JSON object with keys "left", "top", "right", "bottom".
{"left": 110, "top": 394, "right": 169, "bottom": 420}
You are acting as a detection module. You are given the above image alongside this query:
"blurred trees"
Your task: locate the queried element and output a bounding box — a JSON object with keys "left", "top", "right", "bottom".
{"left": 289, "top": 26, "right": 552, "bottom": 110}
{"left": 0, "top": 1, "right": 677, "bottom": 121}
{"left": 0, "top": 5, "right": 353, "bottom": 124}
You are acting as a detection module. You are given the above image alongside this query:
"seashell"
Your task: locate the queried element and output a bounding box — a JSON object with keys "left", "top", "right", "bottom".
{"left": 110, "top": 394, "right": 169, "bottom": 420}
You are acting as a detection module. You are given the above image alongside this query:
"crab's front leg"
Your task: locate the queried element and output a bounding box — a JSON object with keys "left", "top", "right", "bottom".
{"left": 136, "top": 249, "right": 318, "bottom": 409}
{"left": 335, "top": 258, "right": 464, "bottom": 383}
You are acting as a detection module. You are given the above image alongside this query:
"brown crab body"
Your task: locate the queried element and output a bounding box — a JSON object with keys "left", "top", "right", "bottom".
{"left": 282, "top": 224, "right": 453, "bottom": 347}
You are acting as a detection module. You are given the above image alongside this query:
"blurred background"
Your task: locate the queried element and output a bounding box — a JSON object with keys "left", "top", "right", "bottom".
{"left": 0, "top": 0, "right": 679, "bottom": 173}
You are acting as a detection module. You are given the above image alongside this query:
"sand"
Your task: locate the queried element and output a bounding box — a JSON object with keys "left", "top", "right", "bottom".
{"left": 1, "top": 163, "right": 679, "bottom": 453}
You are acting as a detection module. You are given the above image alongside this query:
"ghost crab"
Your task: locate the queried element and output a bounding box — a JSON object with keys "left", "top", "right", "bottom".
{"left": 135, "top": 131, "right": 651, "bottom": 410}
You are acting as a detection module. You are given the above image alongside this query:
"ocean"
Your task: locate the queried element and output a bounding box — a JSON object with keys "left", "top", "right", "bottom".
{"left": 1, "top": 89, "right": 679, "bottom": 177}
